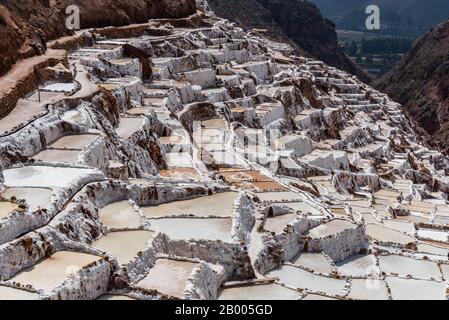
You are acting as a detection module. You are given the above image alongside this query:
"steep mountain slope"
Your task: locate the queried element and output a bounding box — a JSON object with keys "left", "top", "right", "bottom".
{"left": 207, "top": 0, "right": 371, "bottom": 83}
{"left": 0, "top": 0, "right": 196, "bottom": 76}
{"left": 311, "top": 0, "right": 449, "bottom": 37}
{"left": 377, "top": 20, "right": 449, "bottom": 152}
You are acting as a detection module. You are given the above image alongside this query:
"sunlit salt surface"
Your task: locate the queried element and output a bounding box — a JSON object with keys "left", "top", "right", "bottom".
{"left": 91, "top": 230, "right": 154, "bottom": 265}
{"left": 378, "top": 255, "right": 441, "bottom": 280}
{"left": 255, "top": 191, "right": 302, "bottom": 202}
{"left": 41, "top": 83, "right": 76, "bottom": 92}
{"left": 337, "top": 254, "right": 377, "bottom": 277}
{"left": 218, "top": 283, "right": 301, "bottom": 300}
{"left": 382, "top": 219, "right": 415, "bottom": 236}
{"left": 0, "top": 286, "right": 39, "bottom": 300}
{"left": 440, "top": 264, "right": 449, "bottom": 281}
{"left": 266, "top": 265, "right": 346, "bottom": 296}
{"left": 32, "top": 149, "right": 80, "bottom": 163}
{"left": 98, "top": 201, "right": 141, "bottom": 229}
{"left": 10, "top": 251, "right": 101, "bottom": 294}
{"left": 49, "top": 134, "right": 98, "bottom": 149}
{"left": 365, "top": 223, "right": 416, "bottom": 245}
{"left": 264, "top": 213, "right": 300, "bottom": 234}
{"left": 386, "top": 276, "right": 447, "bottom": 300}
{"left": 142, "top": 192, "right": 237, "bottom": 218}
{"left": 417, "top": 228, "right": 448, "bottom": 242}
{"left": 291, "top": 253, "right": 333, "bottom": 274}
{"left": 307, "top": 219, "right": 356, "bottom": 238}
{"left": 1, "top": 187, "right": 52, "bottom": 211}
{"left": 149, "top": 218, "right": 232, "bottom": 242}
{"left": 3, "top": 166, "right": 97, "bottom": 188}
{"left": 115, "top": 117, "right": 144, "bottom": 139}
{"left": 136, "top": 259, "right": 197, "bottom": 298}
{"left": 347, "top": 279, "right": 389, "bottom": 300}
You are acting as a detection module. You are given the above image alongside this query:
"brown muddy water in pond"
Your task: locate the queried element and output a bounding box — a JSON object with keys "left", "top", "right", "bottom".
{"left": 160, "top": 135, "right": 183, "bottom": 144}
{"left": 98, "top": 201, "right": 141, "bottom": 229}
{"left": 143, "top": 192, "right": 238, "bottom": 218}
{"left": 218, "top": 283, "right": 301, "bottom": 300}
{"left": 149, "top": 218, "right": 233, "bottom": 242}
{"left": 1, "top": 187, "right": 52, "bottom": 211}
{"left": 0, "top": 201, "right": 20, "bottom": 219}
{"left": 115, "top": 117, "right": 144, "bottom": 139}
{"left": 136, "top": 259, "right": 198, "bottom": 298}
{"left": 91, "top": 230, "right": 154, "bottom": 265}
{"left": 0, "top": 286, "right": 39, "bottom": 300}
{"left": 32, "top": 149, "right": 80, "bottom": 163}
{"left": 10, "top": 251, "right": 101, "bottom": 293}
{"left": 202, "top": 118, "right": 227, "bottom": 129}
{"left": 49, "top": 134, "right": 98, "bottom": 149}
{"left": 220, "top": 170, "right": 270, "bottom": 182}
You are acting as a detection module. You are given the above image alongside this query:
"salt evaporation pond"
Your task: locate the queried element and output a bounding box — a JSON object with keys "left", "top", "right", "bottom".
{"left": 264, "top": 213, "right": 300, "bottom": 234}
{"left": 49, "top": 134, "right": 98, "bottom": 149}
{"left": 0, "top": 201, "right": 20, "bottom": 219}
{"left": 1, "top": 187, "right": 52, "bottom": 211}
{"left": 3, "top": 166, "right": 98, "bottom": 188}
{"left": 142, "top": 192, "right": 237, "bottom": 218}
{"left": 32, "top": 149, "right": 80, "bottom": 163}
{"left": 91, "top": 230, "right": 154, "bottom": 265}
{"left": 386, "top": 276, "right": 447, "bottom": 300}
{"left": 378, "top": 255, "right": 441, "bottom": 280}
{"left": 41, "top": 83, "right": 76, "bottom": 92}
{"left": 291, "top": 253, "right": 334, "bottom": 275}
{"left": 0, "top": 286, "right": 39, "bottom": 300}
{"left": 136, "top": 259, "right": 197, "bottom": 298}
{"left": 98, "top": 201, "right": 141, "bottom": 229}
{"left": 149, "top": 218, "right": 233, "bottom": 242}
{"left": 266, "top": 265, "right": 347, "bottom": 296}
{"left": 218, "top": 283, "right": 301, "bottom": 300}
{"left": 115, "top": 117, "right": 144, "bottom": 139}
{"left": 10, "top": 251, "right": 101, "bottom": 294}
{"left": 347, "top": 279, "right": 389, "bottom": 300}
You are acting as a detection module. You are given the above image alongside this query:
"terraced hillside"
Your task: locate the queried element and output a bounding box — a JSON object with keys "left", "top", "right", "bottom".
{"left": 0, "top": 1, "right": 448, "bottom": 300}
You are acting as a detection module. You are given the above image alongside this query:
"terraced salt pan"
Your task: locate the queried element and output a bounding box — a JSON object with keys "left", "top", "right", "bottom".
{"left": 0, "top": 201, "right": 20, "bottom": 219}
{"left": 149, "top": 218, "right": 233, "bottom": 242}
{"left": 365, "top": 224, "right": 416, "bottom": 245}
{"left": 256, "top": 191, "right": 302, "bottom": 202}
{"left": 115, "top": 117, "right": 144, "bottom": 139}
{"left": 291, "top": 253, "right": 334, "bottom": 274}
{"left": 3, "top": 166, "right": 98, "bottom": 188}
{"left": 166, "top": 152, "right": 193, "bottom": 168}
{"left": 98, "top": 201, "right": 141, "bottom": 229}
{"left": 91, "top": 230, "right": 154, "bottom": 265}
{"left": 417, "top": 243, "right": 449, "bottom": 257}
{"left": 1, "top": 187, "right": 52, "bottom": 211}
{"left": 42, "top": 83, "right": 76, "bottom": 92}
{"left": 136, "top": 259, "right": 198, "bottom": 298}
{"left": 386, "top": 276, "right": 447, "bottom": 300}
{"left": 142, "top": 192, "right": 237, "bottom": 218}
{"left": 382, "top": 219, "right": 415, "bottom": 236}
{"left": 417, "top": 228, "right": 448, "bottom": 242}
{"left": 49, "top": 134, "right": 98, "bottom": 149}
{"left": 32, "top": 149, "right": 81, "bottom": 163}
{"left": 347, "top": 279, "right": 389, "bottom": 300}
{"left": 307, "top": 219, "right": 356, "bottom": 238}
{"left": 267, "top": 265, "right": 347, "bottom": 296}
{"left": 378, "top": 255, "right": 441, "bottom": 280}
{"left": 10, "top": 251, "right": 101, "bottom": 294}
{"left": 218, "top": 283, "right": 301, "bottom": 300}
{"left": 264, "top": 213, "right": 300, "bottom": 235}
{"left": 0, "top": 286, "right": 39, "bottom": 300}
{"left": 337, "top": 255, "right": 377, "bottom": 277}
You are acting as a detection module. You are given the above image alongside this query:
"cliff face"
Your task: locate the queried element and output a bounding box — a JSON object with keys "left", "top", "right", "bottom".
{"left": 0, "top": 0, "right": 196, "bottom": 76}
{"left": 207, "top": 0, "right": 371, "bottom": 83}
{"left": 377, "top": 20, "right": 449, "bottom": 152}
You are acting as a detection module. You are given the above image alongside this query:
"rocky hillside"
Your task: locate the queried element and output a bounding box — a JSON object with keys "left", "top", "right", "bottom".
{"left": 207, "top": 0, "right": 371, "bottom": 83}
{"left": 0, "top": 0, "right": 196, "bottom": 76}
{"left": 377, "top": 19, "right": 449, "bottom": 152}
